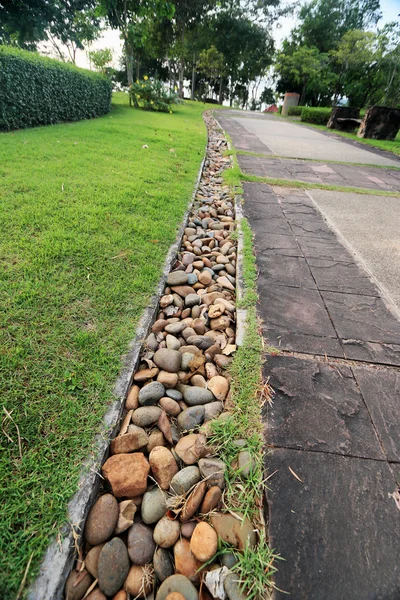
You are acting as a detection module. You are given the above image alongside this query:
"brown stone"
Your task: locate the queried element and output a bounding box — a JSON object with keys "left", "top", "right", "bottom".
{"left": 124, "top": 565, "right": 153, "bottom": 597}
{"left": 157, "top": 371, "right": 179, "bottom": 389}
{"left": 102, "top": 454, "right": 150, "bottom": 498}
{"left": 181, "top": 521, "right": 197, "bottom": 539}
{"left": 171, "top": 285, "right": 195, "bottom": 298}
{"left": 175, "top": 434, "right": 209, "bottom": 465}
{"left": 210, "top": 316, "right": 230, "bottom": 331}
{"left": 200, "top": 486, "right": 222, "bottom": 514}
{"left": 166, "top": 594, "right": 185, "bottom": 600}
{"left": 208, "top": 304, "right": 224, "bottom": 319}
{"left": 208, "top": 376, "right": 229, "bottom": 401}
{"left": 126, "top": 385, "right": 140, "bottom": 410}
{"left": 180, "top": 481, "right": 207, "bottom": 522}
{"left": 86, "top": 590, "right": 107, "bottom": 600}
{"left": 85, "top": 494, "right": 119, "bottom": 546}
{"left": 158, "top": 410, "right": 173, "bottom": 444}
{"left": 149, "top": 446, "right": 179, "bottom": 490}
{"left": 113, "top": 592, "right": 127, "bottom": 600}
{"left": 159, "top": 396, "right": 181, "bottom": 416}
{"left": 65, "top": 570, "right": 93, "bottom": 600}
{"left": 114, "top": 500, "right": 137, "bottom": 535}
{"left": 133, "top": 367, "right": 159, "bottom": 382}
{"left": 110, "top": 426, "right": 148, "bottom": 455}
{"left": 119, "top": 410, "right": 133, "bottom": 436}
{"left": 174, "top": 538, "right": 205, "bottom": 584}
{"left": 147, "top": 429, "right": 167, "bottom": 453}
{"left": 85, "top": 544, "right": 105, "bottom": 579}
{"left": 190, "top": 522, "right": 218, "bottom": 562}
{"left": 153, "top": 515, "right": 181, "bottom": 548}
{"left": 210, "top": 513, "right": 257, "bottom": 550}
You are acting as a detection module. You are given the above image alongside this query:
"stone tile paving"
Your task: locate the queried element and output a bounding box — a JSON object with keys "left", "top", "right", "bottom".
{"left": 238, "top": 154, "right": 400, "bottom": 193}
{"left": 242, "top": 181, "right": 400, "bottom": 598}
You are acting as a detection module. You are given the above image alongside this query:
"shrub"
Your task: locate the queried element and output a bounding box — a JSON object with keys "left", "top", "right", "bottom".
{"left": 288, "top": 106, "right": 303, "bottom": 116}
{"left": 0, "top": 45, "right": 112, "bottom": 131}
{"left": 129, "top": 78, "right": 179, "bottom": 113}
{"left": 300, "top": 107, "right": 332, "bottom": 125}
{"left": 278, "top": 105, "right": 283, "bottom": 114}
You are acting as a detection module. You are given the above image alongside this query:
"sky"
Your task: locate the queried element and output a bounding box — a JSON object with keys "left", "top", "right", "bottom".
{"left": 44, "top": 0, "right": 400, "bottom": 71}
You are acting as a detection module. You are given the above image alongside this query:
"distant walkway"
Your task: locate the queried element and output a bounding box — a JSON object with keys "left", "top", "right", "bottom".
{"left": 217, "top": 111, "right": 400, "bottom": 599}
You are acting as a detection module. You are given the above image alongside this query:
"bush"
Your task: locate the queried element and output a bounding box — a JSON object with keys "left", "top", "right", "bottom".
{"left": 300, "top": 107, "right": 332, "bottom": 125}
{"left": 288, "top": 106, "right": 303, "bottom": 116}
{"left": 0, "top": 45, "right": 112, "bottom": 131}
{"left": 278, "top": 105, "right": 282, "bottom": 114}
{"left": 129, "top": 78, "right": 179, "bottom": 113}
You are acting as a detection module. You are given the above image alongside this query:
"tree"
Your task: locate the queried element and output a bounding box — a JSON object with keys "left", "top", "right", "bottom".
{"left": 198, "top": 45, "right": 225, "bottom": 101}
{"left": 260, "top": 87, "right": 275, "bottom": 105}
{"left": 88, "top": 47, "right": 113, "bottom": 73}
{"left": 100, "top": 0, "right": 174, "bottom": 85}
{"left": 47, "top": 6, "right": 102, "bottom": 63}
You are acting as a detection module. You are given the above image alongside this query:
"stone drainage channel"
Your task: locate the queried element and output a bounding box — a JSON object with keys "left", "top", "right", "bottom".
{"left": 55, "top": 112, "right": 259, "bottom": 600}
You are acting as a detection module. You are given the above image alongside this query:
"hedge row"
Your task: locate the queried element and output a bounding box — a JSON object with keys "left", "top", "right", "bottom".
{"left": 0, "top": 46, "right": 112, "bottom": 131}
{"left": 300, "top": 106, "right": 332, "bottom": 125}
{"left": 287, "top": 106, "right": 303, "bottom": 116}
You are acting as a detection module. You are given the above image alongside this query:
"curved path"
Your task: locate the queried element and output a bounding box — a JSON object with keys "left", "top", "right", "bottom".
{"left": 217, "top": 110, "right": 400, "bottom": 599}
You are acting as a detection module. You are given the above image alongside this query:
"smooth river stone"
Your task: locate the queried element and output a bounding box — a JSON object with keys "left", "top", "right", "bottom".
{"left": 110, "top": 426, "right": 148, "bottom": 454}
{"left": 98, "top": 537, "right": 130, "bottom": 596}
{"left": 183, "top": 386, "right": 215, "bottom": 406}
{"left": 141, "top": 486, "right": 167, "bottom": 524}
{"left": 139, "top": 381, "right": 165, "bottom": 406}
{"left": 154, "top": 348, "right": 182, "bottom": 373}
{"left": 85, "top": 494, "right": 119, "bottom": 546}
{"left": 170, "top": 466, "right": 201, "bottom": 496}
{"left": 167, "top": 271, "right": 188, "bottom": 286}
{"left": 154, "top": 547, "right": 174, "bottom": 582}
{"left": 127, "top": 523, "right": 156, "bottom": 565}
{"left": 177, "top": 406, "right": 205, "bottom": 432}
{"left": 156, "top": 575, "right": 199, "bottom": 600}
{"left": 153, "top": 515, "right": 180, "bottom": 547}
{"left": 132, "top": 406, "right": 162, "bottom": 427}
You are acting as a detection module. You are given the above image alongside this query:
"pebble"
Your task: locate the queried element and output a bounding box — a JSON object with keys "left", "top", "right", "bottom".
{"left": 156, "top": 575, "right": 198, "bottom": 600}
{"left": 190, "top": 522, "right": 218, "bottom": 562}
{"left": 85, "top": 544, "right": 104, "bottom": 578}
{"left": 127, "top": 523, "right": 156, "bottom": 564}
{"left": 102, "top": 453, "right": 149, "bottom": 498}
{"left": 198, "top": 458, "right": 226, "bottom": 489}
{"left": 149, "top": 446, "right": 179, "bottom": 489}
{"left": 85, "top": 494, "right": 119, "bottom": 546}
{"left": 139, "top": 381, "right": 165, "bottom": 406}
{"left": 238, "top": 450, "right": 256, "bottom": 479}
{"left": 154, "top": 547, "right": 175, "bottom": 582}
{"left": 224, "top": 572, "right": 247, "bottom": 600}
{"left": 204, "top": 401, "right": 224, "bottom": 422}
{"left": 166, "top": 335, "right": 181, "bottom": 350}
{"left": 126, "top": 385, "right": 140, "bottom": 410}
{"left": 174, "top": 538, "right": 204, "bottom": 584}
{"left": 132, "top": 406, "right": 162, "bottom": 427}
{"left": 170, "top": 466, "right": 201, "bottom": 496}
{"left": 85, "top": 590, "right": 106, "bottom": 600}
{"left": 167, "top": 271, "right": 188, "bottom": 286}
{"left": 220, "top": 552, "right": 239, "bottom": 569}
{"left": 177, "top": 405, "right": 205, "bottom": 431}
{"left": 175, "top": 433, "right": 209, "bottom": 465}
{"left": 98, "top": 537, "right": 130, "bottom": 596}
{"left": 210, "top": 513, "right": 257, "bottom": 550}
{"left": 159, "top": 396, "right": 181, "bottom": 416}
{"left": 147, "top": 429, "right": 166, "bottom": 453}
{"left": 124, "top": 565, "right": 153, "bottom": 597}
{"left": 208, "top": 375, "right": 229, "bottom": 401}
{"left": 190, "top": 373, "right": 207, "bottom": 388}
{"left": 185, "top": 293, "right": 201, "bottom": 307}
{"left": 154, "top": 348, "right": 182, "bottom": 373}
{"left": 183, "top": 386, "right": 215, "bottom": 406}
{"left": 165, "top": 321, "right": 186, "bottom": 335}
{"left": 166, "top": 389, "right": 182, "bottom": 401}
{"left": 153, "top": 515, "right": 180, "bottom": 547}
{"left": 180, "top": 481, "right": 207, "bottom": 522}
{"left": 141, "top": 486, "right": 167, "bottom": 524}
{"left": 134, "top": 367, "right": 159, "bottom": 382}
{"left": 200, "top": 486, "right": 222, "bottom": 514}
{"left": 65, "top": 570, "right": 93, "bottom": 600}
{"left": 110, "top": 426, "right": 148, "bottom": 454}
{"left": 181, "top": 521, "right": 197, "bottom": 539}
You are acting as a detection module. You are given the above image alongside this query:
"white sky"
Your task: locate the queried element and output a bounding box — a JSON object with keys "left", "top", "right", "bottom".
{"left": 43, "top": 0, "right": 399, "bottom": 70}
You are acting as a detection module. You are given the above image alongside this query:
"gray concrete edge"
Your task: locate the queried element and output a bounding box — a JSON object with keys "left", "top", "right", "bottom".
{"left": 27, "top": 124, "right": 209, "bottom": 600}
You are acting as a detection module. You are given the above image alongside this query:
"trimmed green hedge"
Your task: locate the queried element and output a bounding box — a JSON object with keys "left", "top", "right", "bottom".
{"left": 300, "top": 107, "right": 332, "bottom": 125}
{"left": 287, "top": 106, "right": 303, "bottom": 116}
{"left": 0, "top": 46, "right": 112, "bottom": 131}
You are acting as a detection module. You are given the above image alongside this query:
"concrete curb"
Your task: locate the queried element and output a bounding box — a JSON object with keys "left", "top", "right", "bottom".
{"left": 27, "top": 129, "right": 208, "bottom": 600}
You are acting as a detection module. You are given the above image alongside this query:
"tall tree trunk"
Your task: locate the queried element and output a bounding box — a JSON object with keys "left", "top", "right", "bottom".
{"left": 136, "top": 58, "right": 140, "bottom": 81}
{"left": 218, "top": 79, "right": 224, "bottom": 105}
{"left": 125, "top": 40, "right": 134, "bottom": 86}
{"left": 178, "top": 27, "right": 185, "bottom": 98}
{"left": 300, "top": 80, "right": 307, "bottom": 105}
{"left": 191, "top": 54, "right": 196, "bottom": 101}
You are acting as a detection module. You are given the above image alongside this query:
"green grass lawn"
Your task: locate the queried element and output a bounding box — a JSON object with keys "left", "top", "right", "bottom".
{"left": 0, "top": 93, "right": 211, "bottom": 598}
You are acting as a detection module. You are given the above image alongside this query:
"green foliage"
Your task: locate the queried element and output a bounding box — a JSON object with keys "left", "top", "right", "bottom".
{"left": 129, "top": 78, "right": 179, "bottom": 112}
{"left": 0, "top": 45, "right": 112, "bottom": 131}
{"left": 288, "top": 105, "right": 303, "bottom": 116}
{"left": 301, "top": 106, "right": 332, "bottom": 125}
{"left": 88, "top": 47, "right": 113, "bottom": 73}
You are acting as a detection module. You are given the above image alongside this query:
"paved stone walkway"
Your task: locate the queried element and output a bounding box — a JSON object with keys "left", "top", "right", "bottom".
{"left": 217, "top": 112, "right": 400, "bottom": 598}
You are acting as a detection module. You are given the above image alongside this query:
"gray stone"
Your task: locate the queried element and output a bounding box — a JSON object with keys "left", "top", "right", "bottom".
{"left": 224, "top": 572, "right": 247, "bottom": 600}
{"left": 198, "top": 458, "right": 226, "bottom": 489}
{"left": 156, "top": 575, "right": 199, "bottom": 600}
{"left": 98, "top": 538, "right": 130, "bottom": 597}
{"left": 183, "top": 386, "right": 215, "bottom": 406}
{"left": 181, "top": 352, "right": 196, "bottom": 371}
{"left": 127, "top": 523, "right": 155, "bottom": 565}
{"left": 154, "top": 348, "right": 182, "bottom": 373}
{"left": 141, "top": 486, "right": 167, "bottom": 524}
{"left": 177, "top": 406, "right": 205, "bottom": 431}
{"left": 186, "top": 335, "right": 214, "bottom": 350}
{"left": 132, "top": 406, "right": 162, "bottom": 427}
{"left": 185, "top": 294, "right": 201, "bottom": 308}
{"left": 204, "top": 401, "right": 224, "bottom": 422}
{"left": 166, "top": 389, "right": 183, "bottom": 401}
{"left": 146, "top": 333, "right": 159, "bottom": 351}
{"left": 165, "top": 321, "right": 187, "bottom": 335}
{"left": 220, "top": 553, "right": 239, "bottom": 569}
{"left": 167, "top": 271, "right": 188, "bottom": 286}
{"left": 238, "top": 450, "right": 256, "bottom": 479}
{"left": 154, "top": 547, "right": 174, "bottom": 583}
{"left": 187, "top": 274, "right": 198, "bottom": 285}
{"left": 166, "top": 334, "right": 181, "bottom": 350}
{"left": 138, "top": 381, "right": 165, "bottom": 406}
{"left": 170, "top": 466, "right": 201, "bottom": 495}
